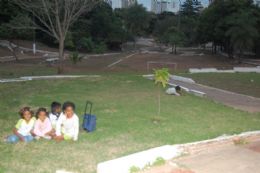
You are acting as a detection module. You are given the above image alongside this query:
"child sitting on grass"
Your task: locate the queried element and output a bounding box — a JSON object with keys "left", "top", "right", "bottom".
{"left": 54, "top": 101, "right": 79, "bottom": 142}
{"left": 32, "top": 108, "right": 53, "bottom": 140}
{"left": 5, "top": 107, "right": 36, "bottom": 143}
{"left": 49, "top": 101, "right": 62, "bottom": 129}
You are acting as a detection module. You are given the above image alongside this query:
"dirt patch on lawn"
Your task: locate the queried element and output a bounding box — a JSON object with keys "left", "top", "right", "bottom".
{"left": 246, "top": 140, "right": 260, "bottom": 153}
{"left": 0, "top": 46, "right": 253, "bottom": 76}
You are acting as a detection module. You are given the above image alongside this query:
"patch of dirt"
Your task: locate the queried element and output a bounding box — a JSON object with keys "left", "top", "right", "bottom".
{"left": 245, "top": 140, "right": 260, "bottom": 153}
{"left": 0, "top": 42, "right": 253, "bottom": 74}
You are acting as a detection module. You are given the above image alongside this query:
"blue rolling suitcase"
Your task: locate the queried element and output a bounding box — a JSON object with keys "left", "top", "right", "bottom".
{"left": 82, "top": 101, "right": 96, "bottom": 132}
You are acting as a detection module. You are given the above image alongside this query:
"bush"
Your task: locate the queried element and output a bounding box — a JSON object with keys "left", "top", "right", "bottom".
{"left": 64, "top": 32, "right": 75, "bottom": 49}
{"left": 78, "top": 37, "right": 94, "bottom": 52}
{"left": 93, "top": 42, "right": 107, "bottom": 54}
{"left": 69, "top": 52, "right": 83, "bottom": 65}
{"left": 129, "top": 166, "right": 141, "bottom": 173}
{"left": 152, "top": 157, "right": 166, "bottom": 166}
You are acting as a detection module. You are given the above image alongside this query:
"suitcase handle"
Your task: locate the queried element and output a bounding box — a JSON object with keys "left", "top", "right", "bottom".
{"left": 84, "top": 101, "right": 93, "bottom": 115}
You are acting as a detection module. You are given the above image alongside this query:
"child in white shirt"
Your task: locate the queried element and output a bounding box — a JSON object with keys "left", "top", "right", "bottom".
{"left": 49, "top": 101, "right": 62, "bottom": 129}
{"left": 54, "top": 101, "right": 79, "bottom": 141}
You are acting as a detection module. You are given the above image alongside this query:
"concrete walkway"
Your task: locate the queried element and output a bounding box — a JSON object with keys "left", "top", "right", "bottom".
{"left": 169, "top": 79, "right": 260, "bottom": 113}
{"left": 175, "top": 140, "right": 260, "bottom": 173}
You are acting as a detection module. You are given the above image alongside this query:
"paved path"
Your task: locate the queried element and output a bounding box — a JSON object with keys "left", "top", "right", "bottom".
{"left": 107, "top": 53, "right": 137, "bottom": 68}
{"left": 169, "top": 79, "right": 260, "bottom": 113}
{"left": 175, "top": 140, "right": 260, "bottom": 173}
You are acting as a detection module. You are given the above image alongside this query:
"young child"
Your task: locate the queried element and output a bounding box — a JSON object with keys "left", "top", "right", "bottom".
{"left": 54, "top": 101, "right": 79, "bottom": 141}
{"left": 33, "top": 108, "right": 52, "bottom": 140}
{"left": 166, "top": 85, "right": 182, "bottom": 96}
{"left": 6, "top": 107, "right": 36, "bottom": 143}
{"left": 49, "top": 102, "right": 62, "bottom": 129}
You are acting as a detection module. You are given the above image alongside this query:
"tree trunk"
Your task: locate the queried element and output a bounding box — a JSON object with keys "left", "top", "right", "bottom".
{"left": 157, "top": 85, "right": 161, "bottom": 117}
{"left": 211, "top": 42, "right": 214, "bottom": 54}
{"left": 174, "top": 44, "right": 177, "bottom": 55}
{"left": 9, "top": 40, "right": 19, "bottom": 61}
{"left": 238, "top": 48, "right": 243, "bottom": 64}
{"left": 58, "top": 38, "right": 65, "bottom": 74}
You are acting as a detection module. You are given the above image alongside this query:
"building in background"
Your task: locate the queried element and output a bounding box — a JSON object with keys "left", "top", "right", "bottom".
{"left": 105, "top": 0, "right": 137, "bottom": 9}
{"left": 151, "top": 0, "right": 178, "bottom": 14}
{"left": 104, "top": 0, "right": 113, "bottom": 6}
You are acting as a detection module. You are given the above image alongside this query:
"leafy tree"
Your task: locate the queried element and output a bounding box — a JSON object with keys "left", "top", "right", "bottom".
{"left": 153, "top": 16, "right": 178, "bottom": 49}
{"left": 0, "top": 1, "right": 33, "bottom": 61}
{"left": 225, "top": 10, "right": 259, "bottom": 62}
{"left": 13, "top": 0, "right": 98, "bottom": 73}
{"left": 73, "top": 2, "right": 127, "bottom": 51}
{"left": 180, "top": 0, "right": 203, "bottom": 17}
{"left": 166, "top": 27, "right": 185, "bottom": 54}
{"left": 154, "top": 68, "right": 170, "bottom": 117}
{"left": 123, "top": 3, "right": 150, "bottom": 46}
{"left": 197, "top": 0, "right": 259, "bottom": 58}
{"left": 179, "top": 0, "right": 203, "bottom": 46}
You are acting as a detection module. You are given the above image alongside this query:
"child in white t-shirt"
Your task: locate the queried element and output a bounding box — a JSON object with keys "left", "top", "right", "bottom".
{"left": 49, "top": 102, "right": 62, "bottom": 129}
{"left": 54, "top": 101, "right": 79, "bottom": 141}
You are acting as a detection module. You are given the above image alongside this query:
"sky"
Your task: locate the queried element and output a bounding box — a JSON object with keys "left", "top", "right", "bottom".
{"left": 137, "top": 0, "right": 209, "bottom": 11}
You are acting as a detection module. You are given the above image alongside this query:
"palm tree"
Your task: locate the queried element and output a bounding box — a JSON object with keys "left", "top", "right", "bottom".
{"left": 154, "top": 68, "right": 170, "bottom": 117}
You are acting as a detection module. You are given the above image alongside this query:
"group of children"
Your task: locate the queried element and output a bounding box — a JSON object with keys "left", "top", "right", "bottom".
{"left": 5, "top": 101, "right": 79, "bottom": 143}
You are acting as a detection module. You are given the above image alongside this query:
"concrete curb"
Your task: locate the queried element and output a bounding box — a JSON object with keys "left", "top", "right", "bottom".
{"left": 142, "top": 74, "right": 195, "bottom": 84}
{"left": 142, "top": 74, "right": 206, "bottom": 97}
{"left": 0, "top": 75, "right": 100, "bottom": 83}
{"left": 170, "top": 75, "right": 195, "bottom": 84}
{"left": 189, "top": 67, "right": 260, "bottom": 73}
{"left": 97, "top": 131, "right": 260, "bottom": 173}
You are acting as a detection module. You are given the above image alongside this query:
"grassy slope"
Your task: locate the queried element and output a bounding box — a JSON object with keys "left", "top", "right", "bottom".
{"left": 182, "top": 73, "right": 260, "bottom": 98}
{"left": 0, "top": 74, "right": 260, "bottom": 173}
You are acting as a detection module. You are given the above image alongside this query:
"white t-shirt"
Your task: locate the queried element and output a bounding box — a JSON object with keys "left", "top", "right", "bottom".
{"left": 166, "top": 87, "right": 180, "bottom": 96}
{"left": 55, "top": 113, "right": 79, "bottom": 141}
{"left": 49, "top": 112, "right": 60, "bottom": 128}
{"left": 15, "top": 117, "right": 36, "bottom": 136}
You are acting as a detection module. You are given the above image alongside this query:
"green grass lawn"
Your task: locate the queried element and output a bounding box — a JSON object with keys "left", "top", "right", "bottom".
{"left": 0, "top": 74, "right": 260, "bottom": 173}
{"left": 181, "top": 73, "right": 260, "bottom": 98}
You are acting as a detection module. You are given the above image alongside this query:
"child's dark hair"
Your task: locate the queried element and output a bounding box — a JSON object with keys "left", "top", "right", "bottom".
{"left": 175, "top": 85, "right": 181, "bottom": 92}
{"left": 19, "top": 107, "right": 34, "bottom": 118}
{"left": 36, "top": 107, "right": 48, "bottom": 118}
{"left": 62, "top": 101, "right": 75, "bottom": 111}
{"left": 51, "top": 101, "right": 61, "bottom": 113}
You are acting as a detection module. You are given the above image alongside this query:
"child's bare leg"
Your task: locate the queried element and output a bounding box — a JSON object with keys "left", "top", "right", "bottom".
{"left": 45, "top": 129, "right": 55, "bottom": 138}
{"left": 54, "top": 135, "right": 64, "bottom": 142}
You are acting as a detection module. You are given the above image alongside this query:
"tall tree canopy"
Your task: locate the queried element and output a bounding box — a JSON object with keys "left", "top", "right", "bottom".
{"left": 197, "top": 0, "right": 260, "bottom": 58}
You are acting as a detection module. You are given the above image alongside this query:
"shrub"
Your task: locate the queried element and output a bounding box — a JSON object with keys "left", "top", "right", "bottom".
{"left": 152, "top": 157, "right": 166, "bottom": 166}
{"left": 93, "top": 42, "right": 107, "bottom": 54}
{"left": 64, "top": 32, "right": 75, "bottom": 49}
{"left": 69, "top": 52, "right": 83, "bottom": 65}
{"left": 129, "top": 166, "right": 141, "bottom": 173}
{"left": 78, "top": 37, "right": 94, "bottom": 52}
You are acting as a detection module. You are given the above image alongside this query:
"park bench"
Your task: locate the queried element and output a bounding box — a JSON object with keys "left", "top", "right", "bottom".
{"left": 45, "top": 57, "right": 59, "bottom": 65}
